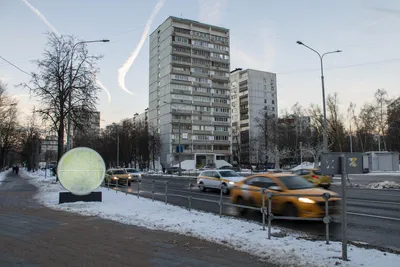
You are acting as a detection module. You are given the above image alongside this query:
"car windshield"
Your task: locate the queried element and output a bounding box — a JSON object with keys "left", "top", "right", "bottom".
{"left": 280, "top": 176, "right": 314, "bottom": 190}
{"left": 313, "top": 170, "right": 322, "bottom": 175}
{"left": 126, "top": 169, "right": 138, "bottom": 173}
{"left": 219, "top": 171, "right": 240, "bottom": 177}
{"left": 112, "top": 170, "right": 126, "bottom": 175}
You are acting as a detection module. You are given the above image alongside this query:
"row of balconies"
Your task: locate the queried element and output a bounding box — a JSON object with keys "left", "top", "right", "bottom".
{"left": 172, "top": 31, "right": 229, "bottom": 47}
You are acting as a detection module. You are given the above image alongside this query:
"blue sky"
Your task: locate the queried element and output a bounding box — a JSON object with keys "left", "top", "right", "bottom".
{"left": 1, "top": 0, "right": 399, "bottom": 126}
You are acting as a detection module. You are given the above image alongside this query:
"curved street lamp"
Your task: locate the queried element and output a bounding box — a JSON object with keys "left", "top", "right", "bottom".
{"left": 296, "top": 41, "right": 342, "bottom": 153}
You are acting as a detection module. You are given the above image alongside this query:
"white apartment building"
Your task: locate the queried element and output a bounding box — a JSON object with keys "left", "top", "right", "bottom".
{"left": 149, "top": 16, "right": 231, "bottom": 169}
{"left": 230, "top": 68, "right": 277, "bottom": 164}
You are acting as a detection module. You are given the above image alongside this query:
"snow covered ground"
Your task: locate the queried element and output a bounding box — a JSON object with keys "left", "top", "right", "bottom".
{"left": 291, "top": 162, "right": 316, "bottom": 171}
{"left": 348, "top": 181, "right": 400, "bottom": 190}
{"left": 24, "top": 170, "right": 399, "bottom": 267}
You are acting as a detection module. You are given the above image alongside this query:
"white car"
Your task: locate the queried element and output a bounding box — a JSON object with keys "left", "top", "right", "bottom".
{"left": 197, "top": 169, "right": 245, "bottom": 194}
{"left": 124, "top": 168, "right": 142, "bottom": 182}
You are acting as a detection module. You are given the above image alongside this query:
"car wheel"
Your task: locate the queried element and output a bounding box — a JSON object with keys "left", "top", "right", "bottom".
{"left": 284, "top": 203, "right": 298, "bottom": 217}
{"left": 221, "top": 183, "right": 229, "bottom": 195}
{"left": 236, "top": 196, "right": 248, "bottom": 215}
{"left": 321, "top": 184, "right": 330, "bottom": 189}
{"left": 199, "top": 182, "right": 206, "bottom": 192}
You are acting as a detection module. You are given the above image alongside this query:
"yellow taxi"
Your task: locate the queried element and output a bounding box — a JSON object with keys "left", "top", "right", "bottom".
{"left": 104, "top": 169, "right": 132, "bottom": 186}
{"left": 230, "top": 173, "right": 340, "bottom": 218}
{"left": 292, "top": 168, "right": 331, "bottom": 189}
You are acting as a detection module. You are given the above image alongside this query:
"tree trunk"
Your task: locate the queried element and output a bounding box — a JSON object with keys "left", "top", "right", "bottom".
{"left": 57, "top": 122, "right": 65, "bottom": 161}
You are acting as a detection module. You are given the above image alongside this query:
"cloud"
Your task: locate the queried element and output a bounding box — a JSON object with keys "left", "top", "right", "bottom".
{"left": 118, "top": 0, "right": 166, "bottom": 96}
{"left": 198, "top": 0, "right": 227, "bottom": 25}
{"left": 21, "top": 0, "right": 60, "bottom": 35}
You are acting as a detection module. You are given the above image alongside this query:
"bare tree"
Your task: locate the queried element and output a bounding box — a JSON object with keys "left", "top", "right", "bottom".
{"left": 22, "top": 32, "right": 102, "bottom": 161}
{"left": 231, "top": 126, "right": 242, "bottom": 165}
{"left": 326, "top": 93, "right": 346, "bottom": 152}
{"left": 20, "top": 108, "right": 41, "bottom": 171}
{"left": 387, "top": 98, "right": 400, "bottom": 151}
{"left": 374, "top": 89, "right": 390, "bottom": 150}
{"left": 266, "top": 146, "right": 291, "bottom": 169}
{"left": 301, "top": 142, "right": 324, "bottom": 167}
{"left": 255, "top": 106, "right": 278, "bottom": 164}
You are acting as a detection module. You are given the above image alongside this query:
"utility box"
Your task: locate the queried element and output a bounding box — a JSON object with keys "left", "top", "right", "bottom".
{"left": 363, "top": 151, "right": 399, "bottom": 172}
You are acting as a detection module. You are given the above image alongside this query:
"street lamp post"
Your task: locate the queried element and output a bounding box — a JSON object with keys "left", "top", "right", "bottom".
{"left": 296, "top": 41, "right": 342, "bottom": 153}
{"left": 164, "top": 100, "right": 183, "bottom": 176}
{"left": 66, "top": 39, "right": 109, "bottom": 152}
{"left": 299, "top": 141, "right": 303, "bottom": 165}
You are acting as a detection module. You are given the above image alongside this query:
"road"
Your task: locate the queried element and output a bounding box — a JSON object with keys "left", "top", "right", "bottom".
{"left": 109, "top": 175, "right": 400, "bottom": 252}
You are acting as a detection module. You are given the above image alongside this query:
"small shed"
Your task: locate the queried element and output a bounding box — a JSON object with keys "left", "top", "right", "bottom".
{"left": 363, "top": 151, "right": 399, "bottom": 172}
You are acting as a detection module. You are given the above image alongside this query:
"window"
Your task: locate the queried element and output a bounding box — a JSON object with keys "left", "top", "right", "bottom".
{"left": 171, "top": 84, "right": 192, "bottom": 91}
{"left": 193, "top": 30, "right": 210, "bottom": 39}
{"left": 193, "top": 96, "right": 210, "bottom": 102}
{"left": 171, "top": 74, "right": 189, "bottom": 81}
{"left": 212, "top": 62, "right": 229, "bottom": 69}
{"left": 194, "top": 106, "right": 210, "bottom": 111}
{"left": 174, "top": 27, "right": 190, "bottom": 35}
{"left": 214, "top": 108, "right": 229, "bottom": 113}
{"left": 264, "top": 99, "right": 267, "bottom": 103}
{"left": 191, "top": 67, "right": 209, "bottom": 74}
{"left": 280, "top": 176, "right": 314, "bottom": 190}
{"left": 192, "top": 49, "right": 210, "bottom": 57}
{"left": 214, "top": 98, "right": 228, "bottom": 104}
{"left": 171, "top": 94, "right": 192, "bottom": 101}
{"left": 214, "top": 117, "right": 228, "bottom": 122}
{"left": 193, "top": 87, "right": 210, "bottom": 93}
{"left": 215, "top": 135, "right": 228, "bottom": 141}
{"left": 215, "top": 126, "right": 228, "bottom": 132}
{"left": 173, "top": 46, "right": 190, "bottom": 53}
{"left": 172, "top": 55, "right": 191, "bottom": 63}
{"left": 272, "top": 100, "right": 275, "bottom": 104}
{"left": 192, "top": 58, "right": 210, "bottom": 66}
{"left": 245, "top": 177, "right": 277, "bottom": 188}
{"left": 211, "top": 35, "right": 228, "bottom": 44}
{"left": 174, "top": 36, "right": 189, "bottom": 43}
{"left": 192, "top": 40, "right": 209, "bottom": 47}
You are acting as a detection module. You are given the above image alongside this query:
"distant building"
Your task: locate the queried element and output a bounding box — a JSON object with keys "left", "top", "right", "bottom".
{"left": 40, "top": 135, "right": 58, "bottom": 162}
{"left": 149, "top": 16, "right": 231, "bottom": 168}
{"left": 230, "top": 68, "right": 277, "bottom": 164}
{"left": 133, "top": 108, "right": 149, "bottom": 126}
{"left": 278, "top": 115, "right": 311, "bottom": 135}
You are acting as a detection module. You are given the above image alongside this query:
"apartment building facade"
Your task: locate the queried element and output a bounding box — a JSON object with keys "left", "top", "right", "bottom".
{"left": 230, "top": 68, "right": 277, "bottom": 165}
{"left": 149, "top": 16, "right": 231, "bottom": 168}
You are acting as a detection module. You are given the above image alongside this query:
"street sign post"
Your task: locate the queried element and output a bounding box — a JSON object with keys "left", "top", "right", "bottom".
{"left": 320, "top": 152, "right": 363, "bottom": 261}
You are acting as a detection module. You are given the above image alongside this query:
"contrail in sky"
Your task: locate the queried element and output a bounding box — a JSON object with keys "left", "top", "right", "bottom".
{"left": 118, "top": 0, "right": 166, "bottom": 95}
{"left": 21, "top": 0, "right": 60, "bottom": 36}
{"left": 21, "top": 0, "right": 112, "bottom": 104}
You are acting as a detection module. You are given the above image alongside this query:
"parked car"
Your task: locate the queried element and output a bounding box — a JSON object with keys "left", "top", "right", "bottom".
{"left": 124, "top": 168, "right": 142, "bottom": 182}
{"left": 104, "top": 169, "right": 132, "bottom": 186}
{"left": 166, "top": 167, "right": 185, "bottom": 174}
{"left": 197, "top": 169, "right": 245, "bottom": 194}
{"left": 230, "top": 173, "right": 340, "bottom": 218}
{"left": 292, "top": 168, "right": 331, "bottom": 189}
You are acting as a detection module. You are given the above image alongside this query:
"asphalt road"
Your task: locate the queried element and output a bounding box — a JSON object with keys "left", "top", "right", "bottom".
{"left": 109, "top": 175, "right": 400, "bottom": 252}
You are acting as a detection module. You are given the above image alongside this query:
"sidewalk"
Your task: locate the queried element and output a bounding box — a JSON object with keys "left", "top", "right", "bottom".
{"left": 0, "top": 172, "right": 275, "bottom": 267}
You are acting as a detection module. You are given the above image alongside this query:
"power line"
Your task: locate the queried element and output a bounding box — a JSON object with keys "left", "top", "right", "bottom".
{"left": 0, "top": 55, "right": 31, "bottom": 76}
{"left": 277, "top": 57, "right": 400, "bottom": 75}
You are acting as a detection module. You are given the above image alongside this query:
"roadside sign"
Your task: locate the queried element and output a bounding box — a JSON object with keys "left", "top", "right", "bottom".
{"left": 321, "top": 152, "right": 363, "bottom": 175}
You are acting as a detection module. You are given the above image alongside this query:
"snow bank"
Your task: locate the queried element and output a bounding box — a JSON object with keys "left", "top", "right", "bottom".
{"left": 0, "top": 170, "right": 9, "bottom": 184}
{"left": 365, "top": 181, "right": 400, "bottom": 190}
{"left": 24, "top": 170, "right": 400, "bottom": 267}
{"left": 291, "top": 162, "right": 316, "bottom": 171}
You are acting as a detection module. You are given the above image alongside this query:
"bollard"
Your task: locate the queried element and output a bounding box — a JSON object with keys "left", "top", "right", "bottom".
{"left": 267, "top": 191, "right": 273, "bottom": 239}
{"left": 137, "top": 179, "right": 140, "bottom": 198}
{"left": 323, "top": 192, "right": 331, "bottom": 244}
{"left": 219, "top": 184, "right": 223, "bottom": 217}
{"left": 261, "top": 188, "right": 266, "bottom": 231}
{"left": 152, "top": 180, "right": 155, "bottom": 202}
{"left": 188, "top": 183, "right": 192, "bottom": 211}
{"left": 165, "top": 181, "right": 168, "bottom": 204}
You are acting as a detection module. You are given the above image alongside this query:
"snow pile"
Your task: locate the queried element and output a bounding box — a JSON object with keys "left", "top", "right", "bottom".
{"left": 291, "top": 162, "right": 316, "bottom": 171}
{"left": 365, "top": 181, "right": 400, "bottom": 190}
{"left": 25, "top": 170, "right": 400, "bottom": 267}
{"left": 0, "top": 170, "right": 9, "bottom": 184}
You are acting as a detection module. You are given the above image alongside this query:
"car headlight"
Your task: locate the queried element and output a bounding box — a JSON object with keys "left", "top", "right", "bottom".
{"left": 112, "top": 176, "right": 118, "bottom": 180}
{"left": 228, "top": 181, "right": 235, "bottom": 185}
{"left": 298, "top": 197, "right": 315, "bottom": 204}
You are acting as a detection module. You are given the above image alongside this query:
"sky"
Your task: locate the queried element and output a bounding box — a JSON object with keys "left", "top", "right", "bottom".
{"left": 1, "top": 0, "right": 399, "bottom": 127}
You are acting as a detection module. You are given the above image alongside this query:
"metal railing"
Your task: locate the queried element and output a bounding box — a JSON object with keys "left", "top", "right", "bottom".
{"left": 103, "top": 180, "right": 343, "bottom": 249}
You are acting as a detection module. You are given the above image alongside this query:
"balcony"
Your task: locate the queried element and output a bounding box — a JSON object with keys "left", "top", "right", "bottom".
{"left": 213, "top": 111, "right": 229, "bottom": 116}
{"left": 192, "top": 90, "right": 211, "bottom": 97}
{"left": 193, "top": 120, "right": 212, "bottom": 125}
{"left": 191, "top": 71, "right": 209, "bottom": 78}
{"left": 172, "top": 41, "right": 191, "bottom": 47}
{"left": 210, "top": 65, "right": 229, "bottom": 71}
{"left": 171, "top": 139, "right": 192, "bottom": 145}
{"left": 212, "top": 83, "right": 229, "bottom": 90}
{"left": 193, "top": 130, "right": 212, "bottom": 135}
{"left": 239, "top": 86, "right": 248, "bottom": 92}
{"left": 213, "top": 120, "right": 230, "bottom": 126}
{"left": 171, "top": 98, "right": 191, "bottom": 105}
{"left": 172, "top": 30, "right": 191, "bottom": 38}
{"left": 172, "top": 119, "right": 192, "bottom": 124}
{"left": 212, "top": 102, "right": 230, "bottom": 108}
{"left": 171, "top": 69, "right": 190, "bottom": 76}
{"left": 192, "top": 101, "right": 211, "bottom": 107}
{"left": 191, "top": 53, "right": 210, "bottom": 60}
{"left": 171, "top": 49, "right": 191, "bottom": 57}
{"left": 211, "top": 74, "right": 229, "bottom": 82}
{"left": 172, "top": 109, "right": 192, "bottom": 115}
{"left": 171, "top": 59, "right": 191, "bottom": 66}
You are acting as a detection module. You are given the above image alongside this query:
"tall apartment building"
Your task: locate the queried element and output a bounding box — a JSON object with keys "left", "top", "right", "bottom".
{"left": 149, "top": 16, "right": 231, "bottom": 168}
{"left": 230, "top": 69, "right": 277, "bottom": 165}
